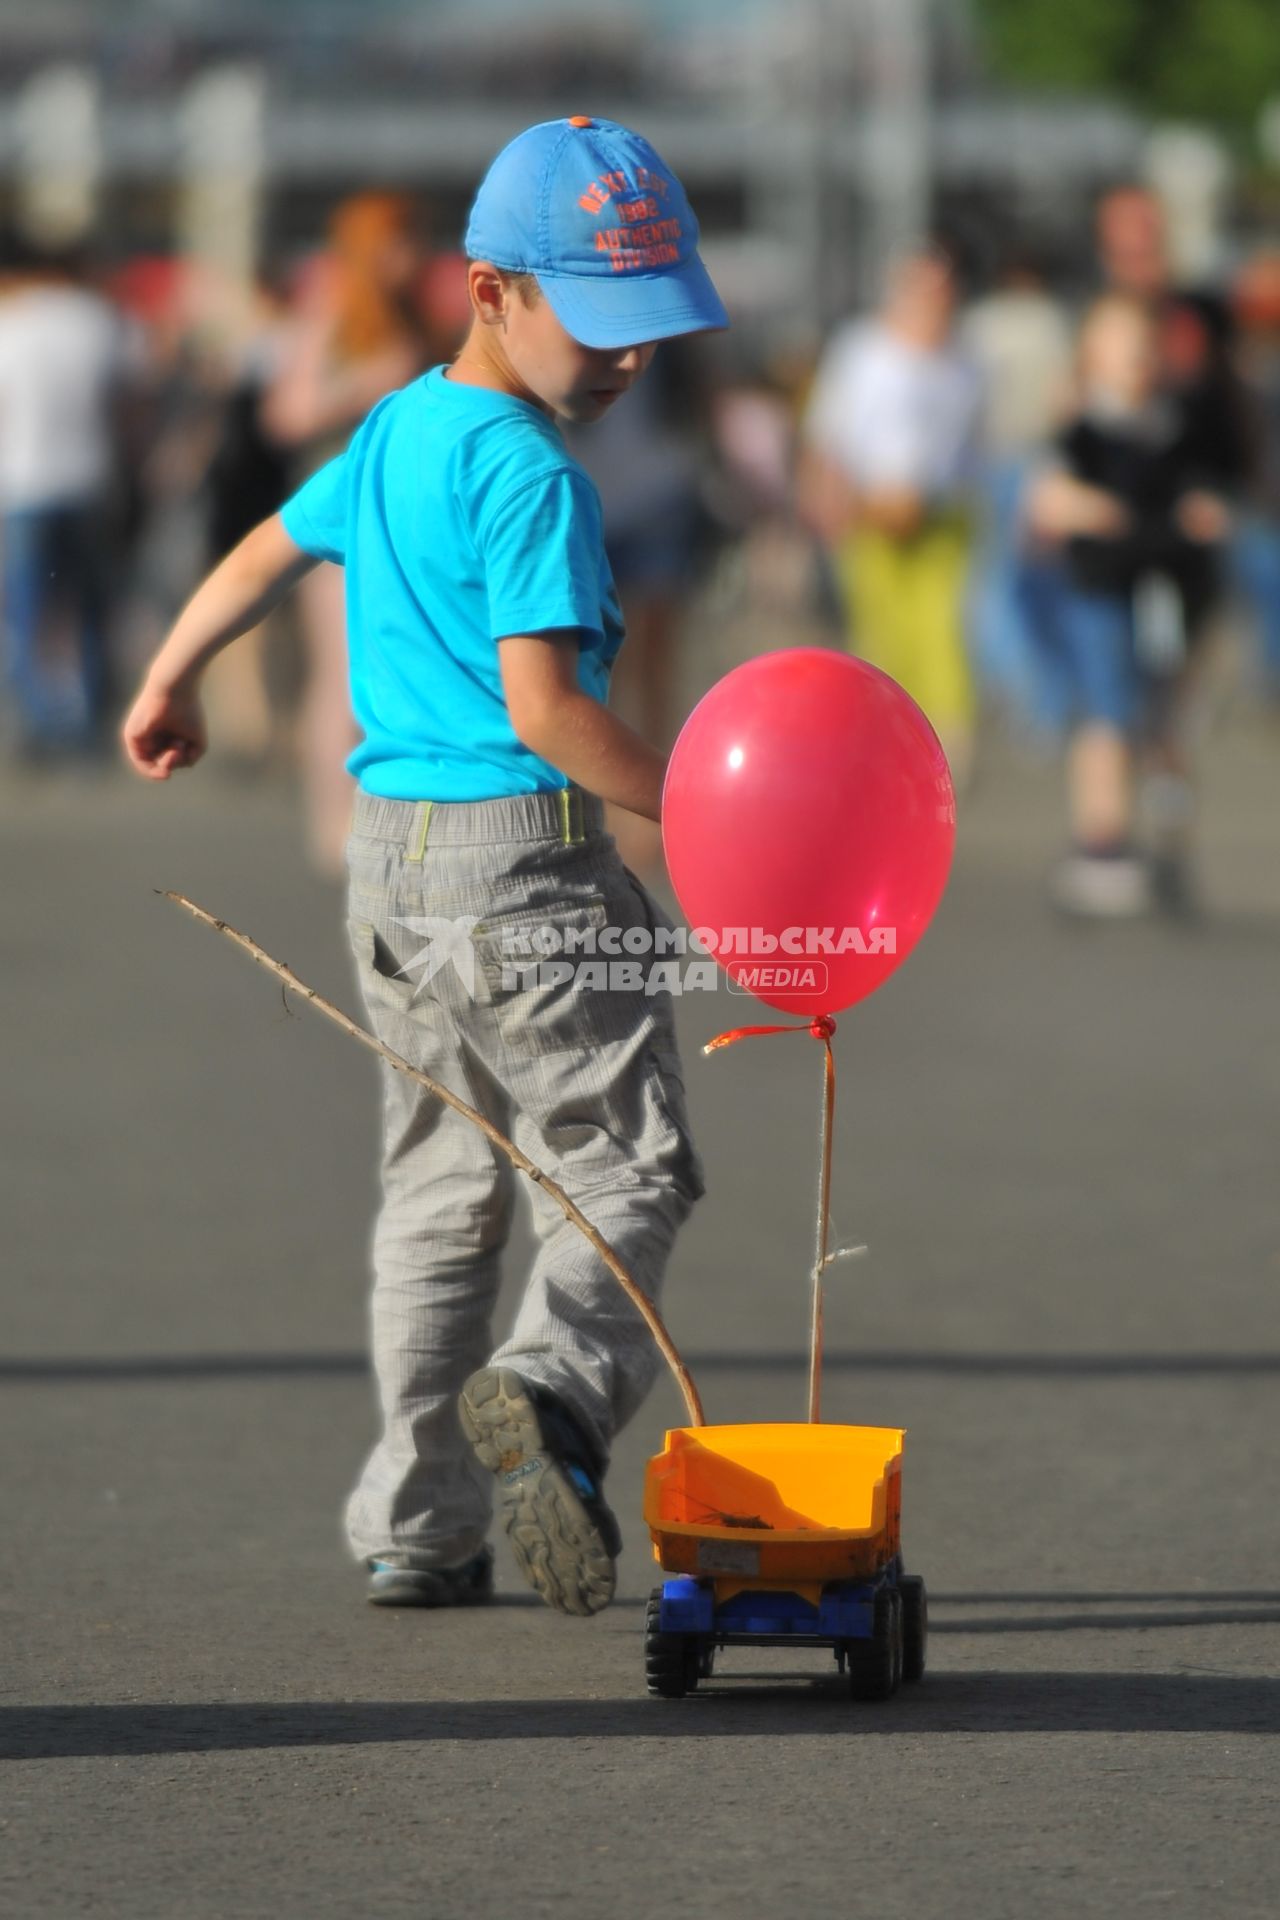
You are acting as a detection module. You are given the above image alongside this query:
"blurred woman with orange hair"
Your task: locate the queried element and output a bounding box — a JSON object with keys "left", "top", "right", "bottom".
{"left": 264, "top": 192, "right": 430, "bottom": 878}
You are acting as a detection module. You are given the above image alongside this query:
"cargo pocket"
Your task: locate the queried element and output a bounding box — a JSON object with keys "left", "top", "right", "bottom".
{"left": 472, "top": 893, "right": 652, "bottom": 1054}
{"left": 345, "top": 916, "right": 423, "bottom": 1020}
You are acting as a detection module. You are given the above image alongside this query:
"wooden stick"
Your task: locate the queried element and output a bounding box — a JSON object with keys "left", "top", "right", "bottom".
{"left": 157, "top": 891, "right": 705, "bottom": 1428}
{"left": 808, "top": 1036, "right": 837, "bottom": 1424}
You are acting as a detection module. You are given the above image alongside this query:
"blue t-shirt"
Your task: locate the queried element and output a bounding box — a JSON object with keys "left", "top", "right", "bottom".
{"left": 279, "top": 365, "right": 624, "bottom": 800}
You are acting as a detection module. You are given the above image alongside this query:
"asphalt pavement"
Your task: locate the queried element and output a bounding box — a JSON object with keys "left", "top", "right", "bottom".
{"left": 2, "top": 714, "right": 1278, "bottom": 1919}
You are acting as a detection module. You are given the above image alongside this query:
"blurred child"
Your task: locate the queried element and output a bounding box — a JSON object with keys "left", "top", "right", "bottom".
{"left": 1028, "top": 294, "right": 1230, "bottom": 915}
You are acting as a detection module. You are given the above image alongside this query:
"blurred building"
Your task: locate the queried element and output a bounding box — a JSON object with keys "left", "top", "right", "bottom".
{"left": 0, "top": 0, "right": 1147, "bottom": 343}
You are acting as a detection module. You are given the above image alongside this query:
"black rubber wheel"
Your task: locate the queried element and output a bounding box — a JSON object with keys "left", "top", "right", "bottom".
{"left": 645, "top": 1589, "right": 691, "bottom": 1698}
{"left": 899, "top": 1574, "right": 928, "bottom": 1683}
{"left": 890, "top": 1589, "right": 904, "bottom": 1692}
{"left": 847, "top": 1587, "right": 903, "bottom": 1701}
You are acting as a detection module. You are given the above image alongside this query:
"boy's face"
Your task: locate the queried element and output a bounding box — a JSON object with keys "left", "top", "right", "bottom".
{"left": 469, "top": 264, "right": 657, "bottom": 422}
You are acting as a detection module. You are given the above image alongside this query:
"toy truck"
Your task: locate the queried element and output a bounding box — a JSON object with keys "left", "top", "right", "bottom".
{"left": 642, "top": 1420, "right": 926, "bottom": 1699}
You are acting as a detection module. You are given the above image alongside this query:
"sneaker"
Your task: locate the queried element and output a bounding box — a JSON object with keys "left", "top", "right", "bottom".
{"left": 458, "top": 1366, "right": 619, "bottom": 1618}
{"left": 366, "top": 1544, "right": 494, "bottom": 1607}
{"left": 1050, "top": 848, "right": 1153, "bottom": 919}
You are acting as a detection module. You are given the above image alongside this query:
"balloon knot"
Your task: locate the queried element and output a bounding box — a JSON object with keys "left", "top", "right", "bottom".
{"left": 809, "top": 1014, "right": 837, "bottom": 1041}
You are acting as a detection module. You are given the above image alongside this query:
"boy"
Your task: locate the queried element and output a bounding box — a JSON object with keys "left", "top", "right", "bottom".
{"left": 121, "top": 117, "right": 726, "bottom": 1615}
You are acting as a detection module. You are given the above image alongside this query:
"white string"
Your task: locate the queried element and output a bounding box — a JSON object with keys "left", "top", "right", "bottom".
{"left": 824, "top": 1243, "right": 868, "bottom": 1270}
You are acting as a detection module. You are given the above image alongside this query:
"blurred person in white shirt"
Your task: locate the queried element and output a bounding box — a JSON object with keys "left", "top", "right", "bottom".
{"left": 0, "top": 236, "right": 135, "bottom": 763}
{"left": 798, "top": 243, "right": 983, "bottom": 781}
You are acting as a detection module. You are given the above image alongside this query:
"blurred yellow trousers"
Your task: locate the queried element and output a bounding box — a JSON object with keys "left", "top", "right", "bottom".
{"left": 832, "top": 518, "right": 975, "bottom": 738}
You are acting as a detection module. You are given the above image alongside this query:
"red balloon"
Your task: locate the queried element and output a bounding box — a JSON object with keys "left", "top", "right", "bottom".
{"left": 662, "top": 649, "right": 955, "bottom": 1015}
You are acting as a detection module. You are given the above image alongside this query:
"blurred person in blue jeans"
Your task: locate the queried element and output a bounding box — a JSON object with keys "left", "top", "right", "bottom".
{"left": 1027, "top": 294, "right": 1230, "bottom": 917}
{"left": 0, "top": 237, "right": 135, "bottom": 763}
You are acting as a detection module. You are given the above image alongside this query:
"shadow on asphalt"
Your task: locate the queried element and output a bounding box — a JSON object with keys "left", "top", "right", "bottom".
{"left": 5, "top": 1673, "right": 1277, "bottom": 1757}
{"left": 0, "top": 1355, "right": 371, "bottom": 1382}
{"left": 932, "top": 1592, "right": 1280, "bottom": 1632}
{"left": 686, "top": 1351, "right": 1280, "bottom": 1377}
{"left": 528, "top": 1593, "right": 1280, "bottom": 1629}
{"left": 941, "top": 1591, "right": 1280, "bottom": 1603}
{"left": 4, "top": 1351, "right": 1279, "bottom": 1382}
{"left": 362, "top": 1592, "right": 1280, "bottom": 1632}
{"left": 932, "top": 1607, "right": 1280, "bottom": 1631}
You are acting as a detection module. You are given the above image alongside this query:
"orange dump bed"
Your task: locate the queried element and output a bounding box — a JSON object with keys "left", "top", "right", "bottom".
{"left": 644, "top": 1422, "right": 904, "bottom": 1587}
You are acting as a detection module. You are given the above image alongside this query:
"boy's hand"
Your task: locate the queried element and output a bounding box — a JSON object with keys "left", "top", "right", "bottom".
{"left": 121, "top": 675, "right": 208, "bottom": 780}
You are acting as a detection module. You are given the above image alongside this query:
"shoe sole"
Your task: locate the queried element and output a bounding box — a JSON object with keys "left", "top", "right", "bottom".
{"left": 458, "top": 1367, "right": 616, "bottom": 1618}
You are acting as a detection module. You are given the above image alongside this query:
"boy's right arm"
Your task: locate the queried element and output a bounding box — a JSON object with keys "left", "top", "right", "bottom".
{"left": 500, "top": 634, "right": 668, "bottom": 822}
{"left": 121, "top": 514, "right": 316, "bottom": 781}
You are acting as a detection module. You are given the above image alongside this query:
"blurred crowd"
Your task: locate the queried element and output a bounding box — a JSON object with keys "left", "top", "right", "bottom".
{"left": 0, "top": 191, "right": 462, "bottom": 877}
{"left": 798, "top": 187, "right": 1280, "bottom": 917}
{"left": 2, "top": 181, "right": 1278, "bottom": 912}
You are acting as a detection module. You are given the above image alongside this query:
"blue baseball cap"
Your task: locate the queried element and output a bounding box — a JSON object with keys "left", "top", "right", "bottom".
{"left": 464, "top": 116, "right": 729, "bottom": 350}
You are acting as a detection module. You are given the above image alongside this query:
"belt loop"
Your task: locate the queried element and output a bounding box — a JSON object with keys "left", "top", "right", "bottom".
{"left": 560, "top": 786, "right": 585, "bottom": 846}
{"left": 406, "top": 801, "right": 432, "bottom": 862}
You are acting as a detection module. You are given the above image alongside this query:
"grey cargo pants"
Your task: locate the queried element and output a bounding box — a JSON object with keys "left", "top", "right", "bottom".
{"left": 342, "top": 785, "right": 706, "bottom": 1568}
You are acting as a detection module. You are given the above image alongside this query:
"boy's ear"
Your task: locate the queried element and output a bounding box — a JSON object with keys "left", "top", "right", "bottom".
{"left": 468, "top": 261, "right": 508, "bottom": 328}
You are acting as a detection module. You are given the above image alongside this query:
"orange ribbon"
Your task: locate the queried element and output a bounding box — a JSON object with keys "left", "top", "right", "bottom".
{"left": 703, "top": 1012, "right": 838, "bottom": 1054}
